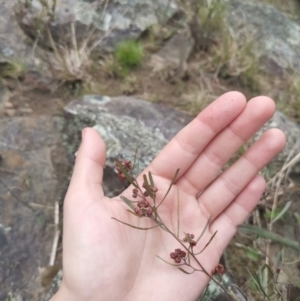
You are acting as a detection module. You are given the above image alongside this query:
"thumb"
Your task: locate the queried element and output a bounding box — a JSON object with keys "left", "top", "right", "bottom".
{"left": 68, "top": 127, "right": 106, "bottom": 197}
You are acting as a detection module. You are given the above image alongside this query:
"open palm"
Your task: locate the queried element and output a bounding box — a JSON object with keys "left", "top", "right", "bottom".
{"left": 51, "top": 92, "right": 285, "bottom": 301}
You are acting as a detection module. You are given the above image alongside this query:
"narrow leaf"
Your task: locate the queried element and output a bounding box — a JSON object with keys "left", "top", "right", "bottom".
{"left": 127, "top": 209, "right": 141, "bottom": 217}
{"left": 245, "top": 248, "right": 260, "bottom": 261}
{"left": 153, "top": 218, "right": 168, "bottom": 232}
{"left": 111, "top": 217, "right": 162, "bottom": 230}
{"left": 194, "top": 231, "right": 218, "bottom": 255}
{"left": 133, "top": 146, "right": 139, "bottom": 171}
{"left": 178, "top": 267, "right": 195, "bottom": 274}
{"left": 247, "top": 268, "right": 268, "bottom": 297}
{"left": 143, "top": 174, "right": 154, "bottom": 199}
{"left": 115, "top": 159, "right": 138, "bottom": 188}
{"left": 196, "top": 217, "right": 211, "bottom": 243}
{"left": 157, "top": 168, "right": 179, "bottom": 208}
{"left": 156, "top": 255, "right": 186, "bottom": 267}
{"left": 239, "top": 224, "right": 300, "bottom": 251}
{"left": 148, "top": 171, "right": 155, "bottom": 187}
{"left": 120, "top": 196, "right": 135, "bottom": 210}
{"left": 176, "top": 188, "right": 180, "bottom": 238}
{"left": 271, "top": 201, "right": 292, "bottom": 224}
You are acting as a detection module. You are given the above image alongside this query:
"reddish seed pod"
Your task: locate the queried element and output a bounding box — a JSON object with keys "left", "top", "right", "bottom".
{"left": 133, "top": 188, "right": 138, "bottom": 194}
{"left": 151, "top": 186, "right": 158, "bottom": 192}
{"left": 132, "top": 194, "right": 137, "bottom": 198}
{"left": 190, "top": 240, "right": 197, "bottom": 247}
{"left": 118, "top": 173, "right": 126, "bottom": 180}
{"left": 170, "top": 252, "right": 176, "bottom": 259}
{"left": 144, "top": 191, "right": 149, "bottom": 197}
{"left": 146, "top": 207, "right": 153, "bottom": 216}
{"left": 175, "top": 257, "right": 181, "bottom": 263}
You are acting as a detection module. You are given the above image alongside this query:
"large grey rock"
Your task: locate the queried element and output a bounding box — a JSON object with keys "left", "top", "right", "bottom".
{"left": 225, "top": 0, "right": 300, "bottom": 73}
{"left": 0, "top": 116, "right": 68, "bottom": 301}
{"left": 0, "top": 1, "right": 32, "bottom": 60}
{"left": 16, "top": 0, "right": 178, "bottom": 52}
{"left": 64, "top": 94, "right": 192, "bottom": 197}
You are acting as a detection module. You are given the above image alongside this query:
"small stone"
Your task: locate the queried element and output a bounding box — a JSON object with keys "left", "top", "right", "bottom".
{"left": 5, "top": 108, "right": 16, "bottom": 117}
{"left": 4, "top": 101, "right": 14, "bottom": 109}
{"left": 19, "top": 107, "right": 33, "bottom": 114}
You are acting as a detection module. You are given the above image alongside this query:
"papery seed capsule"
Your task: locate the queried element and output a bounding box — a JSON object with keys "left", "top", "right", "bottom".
{"left": 151, "top": 186, "right": 158, "bottom": 192}
{"left": 146, "top": 207, "right": 153, "bottom": 216}
{"left": 175, "top": 257, "right": 181, "bottom": 263}
{"left": 170, "top": 252, "right": 176, "bottom": 259}
{"left": 118, "top": 173, "right": 126, "bottom": 180}
{"left": 143, "top": 191, "right": 149, "bottom": 197}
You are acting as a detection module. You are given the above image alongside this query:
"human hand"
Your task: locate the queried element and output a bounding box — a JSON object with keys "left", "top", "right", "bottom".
{"left": 50, "top": 92, "right": 285, "bottom": 301}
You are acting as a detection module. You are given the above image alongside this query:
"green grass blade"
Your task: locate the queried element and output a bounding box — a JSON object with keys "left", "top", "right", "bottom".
{"left": 239, "top": 224, "right": 300, "bottom": 251}
{"left": 270, "top": 201, "right": 292, "bottom": 224}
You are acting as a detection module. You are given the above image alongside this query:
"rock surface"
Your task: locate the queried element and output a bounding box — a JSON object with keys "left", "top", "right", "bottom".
{"left": 16, "top": 0, "right": 178, "bottom": 52}
{"left": 0, "top": 116, "right": 68, "bottom": 301}
{"left": 225, "top": 0, "right": 300, "bottom": 73}
{"left": 64, "top": 94, "right": 193, "bottom": 196}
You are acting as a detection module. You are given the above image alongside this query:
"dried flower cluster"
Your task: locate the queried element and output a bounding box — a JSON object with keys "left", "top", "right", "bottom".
{"left": 134, "top": 199, "right": 153, "bottom": 217}
{"left": 212, "top": 263, "right": 225, "bottom": 276}
{"left": 170, "top": 248, "right": 187, "bottom": 263}
{"left": 114, "top": 159, "right": 134, "bottom": 180}
{"left": 113, "top": 158, "right": 227, "bottom": 298}
{"left": 183, "top": 232, "right": 197, "bottom": 247}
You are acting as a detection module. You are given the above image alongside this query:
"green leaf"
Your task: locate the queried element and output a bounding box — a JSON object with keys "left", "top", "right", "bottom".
{"left": 270, "top": 201, "right": 292, "bottom": 224}
{"left": 246, "top": 268, "right": 268, "bottom": 297}
{"left": 148, "top": 171, "right": 155, "bottom": 187}
{"left": 239, "top": 224, "right": 300, "bottom": 251}
{"left": 120, "top": 196, "right": 135, "bottom": 210}
{"left": 143, "top": 174, "right": 155, "bottom": 199}
{"left": 194, "top": 230, "right": 217, "bottom": 255}
{"left": 245, "top": 248, "right": 260, "bottom": 261}
{"left": 157, "top": 169, "right": 179, "bottom": 208}
{"left": 115, "top": 159, "right": 138, "bottom": 188}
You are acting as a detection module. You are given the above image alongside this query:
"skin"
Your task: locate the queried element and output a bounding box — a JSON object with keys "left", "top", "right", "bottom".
{"left": 50, "top": 92, "right": 286, "bottom": 301}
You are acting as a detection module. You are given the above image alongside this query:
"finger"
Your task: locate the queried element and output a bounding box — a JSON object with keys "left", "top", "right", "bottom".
{"left": 198, "top": 129, "right": 286, "bottom": 220}
{"left": 67, "top": 127, "right": 106, "bottom": 199}
{"left": 177, "top": 96, "right": 275, "bottom": 195}
{"left": 143, "top": 91, "right": 246, "bottom": 181}
{"left": 210, "top": 175, "right": 266, "bottom": 252}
